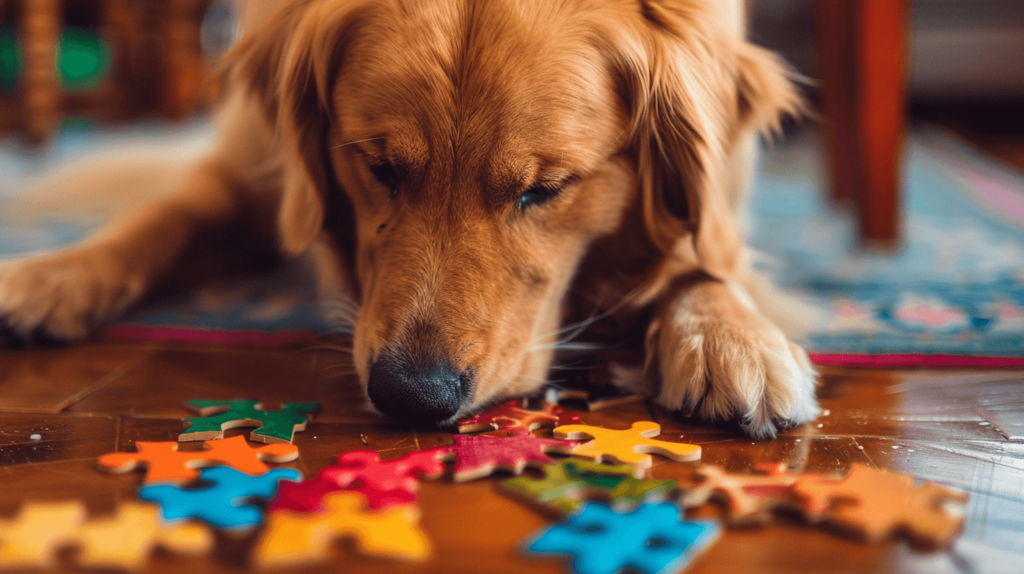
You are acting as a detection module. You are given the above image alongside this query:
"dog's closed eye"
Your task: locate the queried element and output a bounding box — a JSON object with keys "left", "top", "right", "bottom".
{"left": 368, "top": 162, "right": 400, "bottom": 196}
{"left": 518, "top": 176, "right": 576, "bottom": 211}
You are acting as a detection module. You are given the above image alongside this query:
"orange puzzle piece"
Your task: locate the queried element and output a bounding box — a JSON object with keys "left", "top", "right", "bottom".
{"left": 98, "top": 435, "right": 299, "bottom": 484}
{"left": 682, "top": 463, "right": 799, "bottom": 525}
{"left": 256, "top": 492, "right": 431, "bottom": 568}
{"left": 794, "top": 463, "right": 969, "bottom": 548}
{"left": 0, "top": 501, "right": 211, "bottom": 570}
{"left": 553, "top": 421, "right": 701, "bottom": 469}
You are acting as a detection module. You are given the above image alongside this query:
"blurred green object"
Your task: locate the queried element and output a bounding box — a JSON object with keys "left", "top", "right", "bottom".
{"left": 57, "top": 27, "right": 111, "bottom": 92}
{"left": 0, "top": 26, "right": 20, "bottom": 91}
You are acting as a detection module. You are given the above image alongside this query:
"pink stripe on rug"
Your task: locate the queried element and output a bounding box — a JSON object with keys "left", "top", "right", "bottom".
{"left": 809, "top": 353, "right": 1024, "bottom": 368}
{"left": 104, "top": 325, "right": 315, "bottom": 346}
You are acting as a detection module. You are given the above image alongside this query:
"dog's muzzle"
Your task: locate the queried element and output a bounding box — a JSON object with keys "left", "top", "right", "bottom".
{"left": 367, "top": 353, "right": 469, "bottom": 424}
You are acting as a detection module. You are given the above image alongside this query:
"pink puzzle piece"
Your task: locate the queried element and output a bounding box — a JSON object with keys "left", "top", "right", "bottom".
{"left": 270, "top": 449, "right": 448, "bottom": 512}
{"left": 441, "top": 430, "right": 579, "bottom": 482}
{"left": 458, "top": 401, "right": 580, "bottom": 436}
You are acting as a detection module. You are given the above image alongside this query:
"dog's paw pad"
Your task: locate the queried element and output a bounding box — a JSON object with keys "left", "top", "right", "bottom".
{"left": 654, "top": 316, "right": 819, "bottom": 440}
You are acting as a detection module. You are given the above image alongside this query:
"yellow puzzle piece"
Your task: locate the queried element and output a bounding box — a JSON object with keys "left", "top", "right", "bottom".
{"left": 0, "top": 501, "right": 211, "bottom": 570}
{"left": 0, "top": 501, "right": 84, "bottom": 569}
{"left": 553, "top": 421, "right": 701, "bottom": 469}
{"left": 256, "top": 491, "right": 431, "bottom": 568}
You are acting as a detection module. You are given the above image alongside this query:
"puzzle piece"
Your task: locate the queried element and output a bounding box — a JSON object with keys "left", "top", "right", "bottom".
{"left": 270, "top": 449, "right": 448, "bottom": 512}
{"left": 0, "top": 501, "right": 211, "bottom": 570}
{"left": 681, "top": 463, "right": 800, "bottom": 524}
{"left": 140, "top": 466, "right": 302, "bottom": 530}
{"left": 180, "top": 399, "right": 319, "bottom": 444}
{"left": 0, "top": 501, "right": 84, "bottom": 569}
{"left": 553, "top": 421, "right": 701, "bottom": 469}
{"left": 98, "top": 434, "right": 299, "bottom": 484}
{"left": 793, "top": 463, "right": 969, "bottom": 548}
{"left": 501, "top": 459, "right": 677, "bottom": 517}
{"left": 256, "top": 492, "right": 431, "bottom": 567}
{"left": 524, "top": 502, "right": 720, "bottom": 574}
{"left": 76, "top": 503, "right": 211, "bottom": 570}
{"left": 458, "top": 400, "right": 580, "bottom": 436}
{"left": 441, "top": 430, "right": 579, "bottom": 482}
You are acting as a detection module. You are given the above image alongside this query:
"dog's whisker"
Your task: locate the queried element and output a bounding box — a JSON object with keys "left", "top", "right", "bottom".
{"left": 320, "top": 300, "right": 360, "bottom": 314}
{"left": 525, "top": 341, "right": 607, "bottom": 353}
{"left": 524, "top": 282, "right": 651, "bottom": 358}
{"left": 319, "top": 365, "right": 358, "bottom": 375}
{"left": 548, "top": 363, "right": 598, "bottom": 371}
{"left": 328, "top": 136, "right": 385, "bottom": 150}
{"left": 317, "top": 345, "right": 355, "bottom": 354}
{"left": 318, "top": 298, "right": 360, "bottom": 336}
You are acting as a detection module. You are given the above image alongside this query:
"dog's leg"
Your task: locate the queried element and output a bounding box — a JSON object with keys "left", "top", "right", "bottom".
{"left": 646, "top": 274, "right": 819, "bottom": 438}
{"left": 0, "top": 158, "right": 280, "bottom": 346}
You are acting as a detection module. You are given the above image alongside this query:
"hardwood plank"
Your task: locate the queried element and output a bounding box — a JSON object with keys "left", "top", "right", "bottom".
{"left": 0, "top": 344, "right": 149, "bottom": 413}
{"left": 66, "top": 347, "right": 390, "bottom": 424}
{"left": 0, "top": 413, "right": 119, "bottom": 467}
{"left": 0, "top": 459, "right": 139, "bottom": 515}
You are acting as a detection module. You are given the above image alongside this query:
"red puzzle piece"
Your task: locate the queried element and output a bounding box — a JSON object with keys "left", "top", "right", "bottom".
{"left": 98, "top": 435, "right": 299, "bottom": 484}
{"left": 458, "top": 401, "right": 579, "bottom": 436}
{"left": 270, "top": 450, "right": 447, "bottom": 512}
{"left": 441, "top": 430, "right": 579, "bottom": 482}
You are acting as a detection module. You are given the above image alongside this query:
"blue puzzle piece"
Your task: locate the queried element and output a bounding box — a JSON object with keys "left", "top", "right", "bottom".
{"left": 139, "top": 466, "right": 301, "bottom": 530}
{"left": 524, "top": 502, "right": 720, "bottom": 574}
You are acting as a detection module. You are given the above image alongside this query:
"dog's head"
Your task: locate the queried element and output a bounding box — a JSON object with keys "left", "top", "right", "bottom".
{"left": 229, "top": 0, "right": 800, "bottom": 425}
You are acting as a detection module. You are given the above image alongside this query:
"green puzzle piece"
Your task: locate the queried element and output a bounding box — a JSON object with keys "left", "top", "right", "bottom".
{"left": 179, "top": 400, "right": 319, "bottom": 445}
{"left": 501, "top": 459, "right": 677, "bottom": 516}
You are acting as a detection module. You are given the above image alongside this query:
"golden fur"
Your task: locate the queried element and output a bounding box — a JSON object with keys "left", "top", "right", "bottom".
{"left": 0, "top": 0, "right": 818, "bottom": 437}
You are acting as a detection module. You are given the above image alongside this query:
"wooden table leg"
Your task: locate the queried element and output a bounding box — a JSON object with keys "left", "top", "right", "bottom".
{"left": 99, "top": 0, "right": 136, "bottom": 119}
{"left": 856, "top": 0, "right": 908, "bottom": 248}
{"left": 162, "top": 0, "right": 211, "bottom": 120}
{"left": 21, "top": 0, "right": 62, "bottom": 143}
{"left": 818, "top": 0, "right": 860, "bottom": 204}
{"left": 818, "top": 0, "right": 909, "bottom": 249}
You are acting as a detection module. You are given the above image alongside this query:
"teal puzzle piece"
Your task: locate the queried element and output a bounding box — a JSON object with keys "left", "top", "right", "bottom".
{"left": 179, "top": 399, "right": 319, "bottom": 444}
{"left": 524, "top": 503, "right": 720, "bottom": 574}
{"left": 140, "top": 466, "right": 302, "bottom": 530}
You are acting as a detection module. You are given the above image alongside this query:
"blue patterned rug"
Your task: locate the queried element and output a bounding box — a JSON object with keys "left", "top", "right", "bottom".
{"left": 750, "top": 128, "right": 1024, "bottom": 363}
{"left": 2, "top": 122, "right": 1023, "bottom": 361}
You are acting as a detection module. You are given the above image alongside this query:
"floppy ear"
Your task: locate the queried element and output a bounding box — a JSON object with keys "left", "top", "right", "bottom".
{"left": 224, "top": 0, "right": 368, "bottom": 254}
{"left": 602, "top": 1, "right": 802, "bottom": 280}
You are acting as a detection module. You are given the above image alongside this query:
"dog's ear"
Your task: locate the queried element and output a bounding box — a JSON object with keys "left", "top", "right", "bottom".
{"left": 224, "top": 0, "right": 368, "bottom": 254}
{"left": 603, "top": 1, "right": 802, "bottom": 279}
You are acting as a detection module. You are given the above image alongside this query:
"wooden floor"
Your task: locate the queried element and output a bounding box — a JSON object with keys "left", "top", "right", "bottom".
{"left": 1, "top": 341, "right": 1022, "bottom": 573}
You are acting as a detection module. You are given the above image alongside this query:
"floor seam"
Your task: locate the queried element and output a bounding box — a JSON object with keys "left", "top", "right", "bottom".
{"left": 54, "top": 355, "right": 148, "bottom": 413}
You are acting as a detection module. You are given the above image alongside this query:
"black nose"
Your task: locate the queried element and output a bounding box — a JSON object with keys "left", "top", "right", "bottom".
{"left": 367, "top": 355, "right": 467, "bottom": 424}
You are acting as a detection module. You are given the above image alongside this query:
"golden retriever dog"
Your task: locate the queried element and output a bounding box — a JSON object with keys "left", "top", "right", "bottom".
{"left": 0, "top": 0, "right": 818, "bottom": 438}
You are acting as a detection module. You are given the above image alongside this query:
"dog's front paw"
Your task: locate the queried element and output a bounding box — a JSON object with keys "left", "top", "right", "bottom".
{"left": 0, "top": 249, "right": 144, "bottom": 347}
{"left": 650, "top": 282, "right": 819, "bottom": 439}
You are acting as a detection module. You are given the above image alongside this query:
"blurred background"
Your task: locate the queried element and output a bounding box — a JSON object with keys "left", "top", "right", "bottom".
{"left": 0, "top": 0, "right": 235, "bottom": 140}
{"left": 0, "top": 0, "right": 1022, "bottom": 361}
